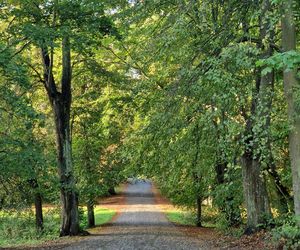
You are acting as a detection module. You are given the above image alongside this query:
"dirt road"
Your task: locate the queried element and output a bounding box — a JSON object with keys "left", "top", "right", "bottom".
{"left": 57, "top": 181, "right": 214, "bottom": 250}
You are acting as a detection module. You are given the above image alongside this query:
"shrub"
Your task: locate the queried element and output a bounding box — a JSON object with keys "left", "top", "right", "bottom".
{"left": 272, "top": 215, "right": 300, "bottom": 249}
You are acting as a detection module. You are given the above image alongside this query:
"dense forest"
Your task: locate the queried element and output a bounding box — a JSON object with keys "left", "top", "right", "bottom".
{"left": 0, "top": 0, "right": 300, "bottom": 248}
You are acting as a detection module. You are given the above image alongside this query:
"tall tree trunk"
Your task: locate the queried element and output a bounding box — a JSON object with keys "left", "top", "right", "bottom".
{"left": 282, "top": 0, "right": 300, "bottom": 222}
{"left": 41, "top": 36, "right": 79, "bottom": 236}
{"left": 34, "top": 192, "right": 43, "bottom": 231}
{"left": 54, "top": 99, "right": 79, "bottom": 236}
{"left": 58, "top": 36, "right": 79, "bottom": 236}
{"left": 241, "top": 157, "right": 270, "bottom": 232}
{"left": 28, "top": 179, "right": 43, "bottom": 231}
{"left": 194, "top": 123, "right": 202, "bottom": 227}
{"left": 196, "top": 196, "right": 202, "bottom": 227}
{"left": 87, "top": 200, "right": 95, "bottom": 228}
{"left": 241, "top": 0, "right": 273, "bottom": 233}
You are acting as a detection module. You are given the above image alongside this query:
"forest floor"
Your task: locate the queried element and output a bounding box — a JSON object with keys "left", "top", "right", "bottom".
{"left": 9, "top": 181, "right": 276, "bottom": 250}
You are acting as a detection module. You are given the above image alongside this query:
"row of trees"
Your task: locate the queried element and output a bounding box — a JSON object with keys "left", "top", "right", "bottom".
{"left": 115, "top": 0, "right": 300, "bottom": 233}
{"left": 0, "top": 0, "right": 131, "bottom": 236}
{"left": 1, "top": 0, "right": 299, "bottom": 239}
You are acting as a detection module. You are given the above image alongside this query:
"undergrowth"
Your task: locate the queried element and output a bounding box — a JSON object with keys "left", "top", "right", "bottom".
{"left": 165, "top": 205, "right": 245, "bottom": 237}
{"left": 0, "top": 206, "right": 115, "bottom": 247}
{"left": 165, "top": 205, "right": 219, "bottom": 227}
{"left": 271, "top": 214, "right": 300, "bottom": 249}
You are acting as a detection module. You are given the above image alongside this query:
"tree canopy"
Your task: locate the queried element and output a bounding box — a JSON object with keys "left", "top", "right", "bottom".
{"left": 0, "top": 0, "right": 300, "bottom": 247}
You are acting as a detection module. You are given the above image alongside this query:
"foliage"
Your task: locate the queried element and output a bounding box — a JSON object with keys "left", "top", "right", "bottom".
{"left": 166, "top": 210, "right": 196, "bottom": 226}
{"left": 0, "top": 0, "right": 299, "bottom": 245}
{"left": 0, "top": 208, "right": 60, "bottom": 247}
{"left": 272, "top": 215, "right": 300, "bottom": 249}
{"left": 0, "top": 206, "right": 115, "bottom": 248}
{"left": 0, "top": 0, "right": 125, "bottom": 237}
{"left": 257, "top": 50, "right": 300, "bottom": 75}
{"left": 0, "top": 43, "right": 51, "bottom": 209}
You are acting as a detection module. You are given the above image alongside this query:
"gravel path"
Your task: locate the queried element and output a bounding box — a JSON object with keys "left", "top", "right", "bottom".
{"left": 61, "top": 181, "right": 215, "bottom": 250}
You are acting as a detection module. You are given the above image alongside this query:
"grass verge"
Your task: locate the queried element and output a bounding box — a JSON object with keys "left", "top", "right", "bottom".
{"left": 80, "top": 206, "right": 115, "bottom": 229}
{"left": 165, "top": 206, "right": 218, "bottom": 227}
{"left": 166, "top": 209, "right": 196, "bottom": 226}
{"left": 0, "top": 206, "right": 116, "bottom": 248}
{"left": 94, "top": 207, "right": 115, "bottom": 225}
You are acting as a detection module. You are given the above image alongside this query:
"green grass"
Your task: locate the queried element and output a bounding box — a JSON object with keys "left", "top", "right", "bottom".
{"left": 0, "top": 207, "right": 61, "bottom": 247}
{"left": 166, "top": 206, "right": 219, "bottom": 227}
{"left": 166, "top": 206, "right": 245, "bottom": 238}
{"left": 166, "top": 210, "right": 196, "bottom": 226}
{"left": 94, "top": 207, "right": 115, "bottom": 225}
{"left": 0, "top": 206, "right": 116, "bottom": 248}
{"left": 80, "top": 206, "right": 115, "bottom": 228}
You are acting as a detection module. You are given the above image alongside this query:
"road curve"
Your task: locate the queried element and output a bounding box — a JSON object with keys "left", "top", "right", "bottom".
{"left": 60, "top": 181, "right": 214, "bottom": 250}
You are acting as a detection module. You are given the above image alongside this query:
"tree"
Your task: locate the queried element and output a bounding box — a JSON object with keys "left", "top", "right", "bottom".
{"left": 282, "top": 0, "right": 300, "bottom": 222}
{"left": 1, "top": 0, "right": 299, "bottom": 244}
{"left": 0, "top": 43, "right": 47, "bottom": 231}
{"left": 116, "top": 0, "right": 295, "bottom": 232}
{"left": 0, "top": 0, "right": 117, "bottom": 236}
{"left": 240, "top": 0, "right": 274, "bottom": 232}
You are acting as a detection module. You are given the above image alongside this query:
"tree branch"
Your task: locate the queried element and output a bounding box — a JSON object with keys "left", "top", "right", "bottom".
{"left": 25, "top": 62, "right": 45, "bottom": 85}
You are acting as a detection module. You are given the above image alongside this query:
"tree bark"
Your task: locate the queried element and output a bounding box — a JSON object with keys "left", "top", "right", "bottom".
{"left": 55, "top": 102, "right": 79, "bottom": 236}
{"left": 282, "top": 0, "right": 300, "bottom": 222}
{"left": 41, "top": 36, "right": 79, "bottom": 236}
{"left": 28, "top": 179, "right": 43, "bottom": 231}
{"left": 87, "top": 200, "right": 95, "bottom": 228}
{"left": 34, "top": 192, "right": 44, "bottom": 231}
{"left": 241, "top": 156, "right": 270, "bottom": 233}
{"left": 196, "top": 196, "right": 202, "bottom": 227}
{"left": 241, "top": 0, "right": 272, "bottom": 233}
{"left": 194, "top": 123, "right": 202, "bottom": 227}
